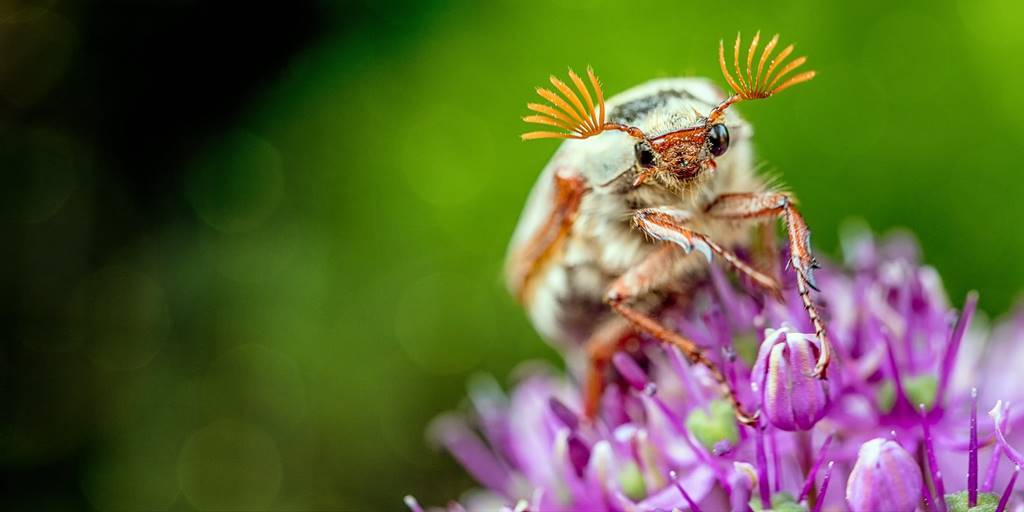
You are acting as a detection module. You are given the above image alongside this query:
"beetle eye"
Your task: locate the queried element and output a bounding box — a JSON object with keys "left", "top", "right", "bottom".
{"left": 708, "top": 123, "right": 730, "bottom": 157}
{"left": 635, "top": 143, "right": 656, "bottom": 167}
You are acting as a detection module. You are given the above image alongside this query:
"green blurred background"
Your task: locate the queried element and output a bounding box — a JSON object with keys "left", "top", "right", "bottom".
{"left": 3, "top": 0, "right": 1023, "bottom": 509}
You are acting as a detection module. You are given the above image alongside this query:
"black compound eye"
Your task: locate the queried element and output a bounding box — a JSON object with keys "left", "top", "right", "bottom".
{"left": 635, "top": 143, "right": 656, "bottom": 167}
{"left": 708, "top": 123, "right": 730, "bottom": 157}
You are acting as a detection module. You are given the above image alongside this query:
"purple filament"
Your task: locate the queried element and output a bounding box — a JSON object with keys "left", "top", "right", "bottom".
{"left": 669, "top": 469, "right": 703, "bottom": 512}
{"left": 755, "top": 425, "right": 771, "bottom": 509}
{"left": 969, "top": 388, "right": 979, "bottom": 507}
{"left": 920, "top": 404, "right": 948, "bottom": 512}
{"left": 810, "top": 461, "right": 834, "bottom": 512}
{"left": 798, "top": 434, "right": 834, "bottom": 503}
{"left": 995, "top": 466, "right": 1020, "bottom": 512}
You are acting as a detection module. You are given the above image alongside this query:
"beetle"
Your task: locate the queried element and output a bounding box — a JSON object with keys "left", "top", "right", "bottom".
{"left": 504, "top": 32, "right": 827, "bottom": 424}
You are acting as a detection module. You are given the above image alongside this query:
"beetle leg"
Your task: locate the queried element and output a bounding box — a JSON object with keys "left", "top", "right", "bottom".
{"left": 754, "top": 221, "right": 781, "bottom": 284}
{"left": 703, "top": 192, "right": 830, "bottom": 379}
{"left": 632, "top": 207, "right": 783, "bottom": 298}
{"left": 582, "top": 317, "right": 635, "bottom": 419}
{"left": 507, "top": 170, "right": 587, "bottom": 304}
{"left": 583, "top": 244, "right": 678, "bottom": 419}
{"left": 603, "top": 245, "right": 759, "bottom": 425}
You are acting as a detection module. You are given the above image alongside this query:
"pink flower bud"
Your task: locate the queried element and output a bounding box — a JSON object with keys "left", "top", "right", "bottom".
{"left": 846, "top": 438, "right": 923, "bottom": 512}
{"left": 752, "top": 328, "right": 830, "bottom": 431}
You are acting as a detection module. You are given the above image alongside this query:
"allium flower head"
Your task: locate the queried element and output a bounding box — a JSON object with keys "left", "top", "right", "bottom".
{"left": 409, "top": 228, "right": 1024, "bottom": 511}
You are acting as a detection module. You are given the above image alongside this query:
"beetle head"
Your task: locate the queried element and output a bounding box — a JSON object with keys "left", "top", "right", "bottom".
{"left": 521, "top": 32, "right": 815, "bottom": 189}
{"left": 630, "top": 119, "right": 730, "bottom": 187}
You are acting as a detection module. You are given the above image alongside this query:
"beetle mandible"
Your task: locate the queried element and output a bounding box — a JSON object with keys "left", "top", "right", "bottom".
{"left": 504, "top": 32, "right": 827, "bottom": 424}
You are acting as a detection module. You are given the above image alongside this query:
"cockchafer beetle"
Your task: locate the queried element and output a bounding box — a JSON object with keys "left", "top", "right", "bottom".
{"left": 505, "top": 32, "right": 825, "bottom": 425}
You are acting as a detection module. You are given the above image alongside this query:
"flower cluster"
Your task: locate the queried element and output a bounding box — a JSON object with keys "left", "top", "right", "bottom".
{"left": 408, "top": 228, "right": 1024, "bottom": 512}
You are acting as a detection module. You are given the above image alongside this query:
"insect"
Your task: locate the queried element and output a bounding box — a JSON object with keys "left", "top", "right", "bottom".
{"left": 504, "top": 32, "right": 827, "bottom": 425}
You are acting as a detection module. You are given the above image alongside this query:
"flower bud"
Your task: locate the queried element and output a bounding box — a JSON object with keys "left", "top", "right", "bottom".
{"left": 846, "top": 438, "right": 923, "bottom": 512}
{"left": 751, "top": 328, "right": 830, "bottom": 431}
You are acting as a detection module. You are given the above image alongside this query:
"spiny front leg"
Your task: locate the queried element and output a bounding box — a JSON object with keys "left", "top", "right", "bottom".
{"left": 632, "top": 207, "right": 782, "bottom": 298}
{"left": 704, "top": 192, "right": 831, "bottom": 379}
{"left": 604, "top": 244, "right": 759, "bottom": 425}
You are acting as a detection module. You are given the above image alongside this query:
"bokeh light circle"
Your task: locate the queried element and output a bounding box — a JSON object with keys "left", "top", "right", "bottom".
{"left": 0, "top": 129, "right": 79, "bottom": 223}
{"left": 81, "top": 439, "right": 180, "bottom": 511}
{"left": 185, "top": 131, "right": 284, "bottom": 233}
{"left": 398, "top": 103, "right": 494, "bottom": 208}
{"left": 395, "top": 272, "right": 497, "bottom": 374}
{"left": 69, "top": 266, "right": 169, "bottom": 370}
{"left": 201, "top": 343, "right": 307, "bottom": 428}
{"left": 0, "top": 9, "right": 75, "bottom": 108}
{"left": 177, "top": 419, "right": 282, "bottom": 511}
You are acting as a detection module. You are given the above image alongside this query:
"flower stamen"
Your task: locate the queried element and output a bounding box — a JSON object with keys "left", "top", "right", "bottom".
{"left": 404, "top": 496, "right": 424, "bottom": 512}
{"left": 812, "top": 461, "right": 834, "bottom": 512}
{"left": 996, "top": 466, "right": 1020, "bottom": 512}
{"left": 983, "top": 443, "right": 1004, "bottom": 492}
{"left": 612, "top": 352, "right": 649, "bottom": 392}
{"left": 970, "top": 387, "right": 979, "bottom": 507}
{"left": 919, "top": 403, "right": 949, "bottom": 512}
{"left": 755, "top": 424, "right": 772, "bottom": 509}
{"left": 669, "top": 469, "right": 703, "bottom": 512}
{"left": 548, "top": 397, "right": 580, "bottom": 431}
{"left": 990, "top": 401, "right": 1024, "bottom": 466}
{"left": 937, "top": 292, "right": 979, "bottom": 406}
{"left": 798, "top": 433, "right": 834, "bottom": 503}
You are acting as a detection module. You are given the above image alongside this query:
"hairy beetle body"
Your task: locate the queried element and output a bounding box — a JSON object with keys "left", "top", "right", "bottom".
{"left": 507, "top": 78, "right": 764, "bottom": 347}
{"left": 508, "top": 33, "right": 826, "bottom": 421}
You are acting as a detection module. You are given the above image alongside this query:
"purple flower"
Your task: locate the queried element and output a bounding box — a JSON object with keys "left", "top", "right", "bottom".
{"left": 409, "top": 228, "right": 1024, "bottom": 511}
{"left": 845, "top": 438, "right": 922, "bottom": 512}
{"left": 751, "top": 327, "right": 830, "bottom": 431}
